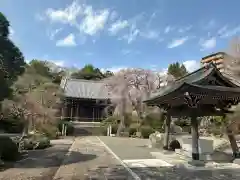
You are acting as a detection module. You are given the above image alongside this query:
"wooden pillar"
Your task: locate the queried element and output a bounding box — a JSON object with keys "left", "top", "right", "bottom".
{"left": 70, "top": 100, "right": 73, "bottom": 120}
{"left": 163, "top": 113, "right": 171, "bottom": 150}
{"left": 76, "top": 100, "right": 79, "bottom": 121}
{"left": 78, "top": 101, "right": 81, "bottom": 121}
{"left": 191, "top": 115, "right": 199, "bottom": 160}
{"left": 63, "top": 100, "right": 68, "bottom": 120}
{"left": 92, "top": 107, "right": 95, "bottom": 122}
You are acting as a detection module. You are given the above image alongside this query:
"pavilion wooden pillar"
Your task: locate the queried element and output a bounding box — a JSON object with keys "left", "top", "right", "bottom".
{"left": 163, "top": 113, "right": 171, "bottom": 150}
{"left": 191, "top": 115, "right": 199, "bottom": 160}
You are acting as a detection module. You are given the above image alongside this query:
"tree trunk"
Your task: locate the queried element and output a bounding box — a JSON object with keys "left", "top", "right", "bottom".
{"left": 116, "top": 115, "right": 125, "bottom": 136}
{"left": 22, "top": 115, "right": 29, "bottom": 136}
{"left": 227, "top": 128, "right": 240, "bottom": 158}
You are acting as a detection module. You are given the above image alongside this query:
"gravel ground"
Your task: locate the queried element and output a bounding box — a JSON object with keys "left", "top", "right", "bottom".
{"left": 0, "top": 138, "right": 74, "bottom": 180}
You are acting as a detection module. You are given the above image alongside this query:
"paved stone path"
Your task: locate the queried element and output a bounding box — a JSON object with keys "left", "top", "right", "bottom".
{"left": 53, "top": 136, "right": 134, "bottom": 180}
{"left": 98, "top": 136, "right": 240, "bottom": 180}
{"left": 0, "top": 138, "right": 74, "bottom": 180}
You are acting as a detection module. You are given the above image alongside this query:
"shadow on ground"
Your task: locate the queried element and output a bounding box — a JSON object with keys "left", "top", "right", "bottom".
{"left": 74, "top": 128, "right": 92, "bottom": 136}
{"left": 82, "top": 164, "right": 240, "bottom": 180}
{"left": 1, "top": 143, "right": 97, "bottom": 171}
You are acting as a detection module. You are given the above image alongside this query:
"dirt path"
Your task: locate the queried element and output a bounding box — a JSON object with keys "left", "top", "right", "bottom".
{"left": 0, "top": 138, "right": 74, "bottom": 180}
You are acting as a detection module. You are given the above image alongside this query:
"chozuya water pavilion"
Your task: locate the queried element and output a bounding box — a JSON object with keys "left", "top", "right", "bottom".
{"left": 144, "top": 62, "right": 240, "bottom": 161}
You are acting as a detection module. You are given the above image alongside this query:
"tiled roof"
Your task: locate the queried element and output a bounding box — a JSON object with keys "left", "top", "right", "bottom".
{"left": 145, "top": 63, "right": 240, "bottom": 103}
{"left": 60, "top": 78, "right": 110, "bottom": 99}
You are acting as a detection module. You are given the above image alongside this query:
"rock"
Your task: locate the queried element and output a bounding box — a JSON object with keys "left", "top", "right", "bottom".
{"left": 149, "top": 131, "right": 164, "bottom": 148}
{"left": 148, "top": 131, "right": 176, "bottom": 148}
{"left": 233, "top": 158, "right": 240, "bottom": 165}
{"left": 169, "top": 139, "right": 181, "bottom": 151}
{"left": 170, "top": 125, "right": 183, "bottom": 134}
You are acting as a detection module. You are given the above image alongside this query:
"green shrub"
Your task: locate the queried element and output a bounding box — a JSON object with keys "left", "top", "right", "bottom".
{"left": 22, "top": 133, "right": 51, "bottom": 150}
{"left": 211, "top": 128, "right": 223, "bottom": 136}
{"left": 100, "top": 125, "right": 108, "bottom": 136}
{"left": 102, "top": 114, "right": 133, "bottom": 128}
{"left": 58, "top": 121, "right": 74, "bottom": 135}
{"left": 129, "top": 123, "right": 139, "bottom": 136}
{"left": 174, "top": 118, "right": 190, "bottom": 127}
{"left": 36, "top": 136, "right": 50, "bottom": 149}
{"left": 38, "top": 124, "right": 59, "bottom": 139}
{"left": 100, "top": 124, "right": 119, "bottom": 136}
{"left": 0, "top": 136, "right": 20, "bottom": 161}
{"left": 129, "top": 127, "right": 137, "bottom": 136}
{"left": 140, "top": 126, "right": 154, "bottom": 139}
{"left": 111, "top": 124, "right": 118, "bottom": 134}
{"left": 0, "top": 117, "right": 24, "bottom": 133}
{"left": 120, "top": 131, "right": 130, "bottom": 137}
{"left": 143, "top": 112, "right": 164, "bottom": 130}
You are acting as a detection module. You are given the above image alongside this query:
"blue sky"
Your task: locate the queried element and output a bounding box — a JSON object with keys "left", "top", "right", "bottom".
{"left": 1, "top": 0, "right": 240, "bottom": 73}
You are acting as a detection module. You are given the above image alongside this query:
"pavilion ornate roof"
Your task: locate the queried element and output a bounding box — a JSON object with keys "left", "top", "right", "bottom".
{"left": 144, "top": 63, "right": 240, "bottom": 106}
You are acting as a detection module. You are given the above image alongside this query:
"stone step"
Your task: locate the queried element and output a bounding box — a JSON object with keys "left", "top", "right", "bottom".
{"left": 71, "top": 121, "right": 101, "bottom": 127}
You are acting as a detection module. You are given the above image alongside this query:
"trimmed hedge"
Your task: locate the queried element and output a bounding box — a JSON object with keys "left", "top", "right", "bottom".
{"left": 0, "top": 136, "right": 20, "bottom": 161}
{"left": 129, "top": 123, "right": 139, "bottom": 136}
{"left": 140, "top": 126, "right": 155, "bottom": 139}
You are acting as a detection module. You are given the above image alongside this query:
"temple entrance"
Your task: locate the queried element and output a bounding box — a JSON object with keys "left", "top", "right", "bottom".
{"left": 62, "top": 98, "right": 110, "bottom": 122}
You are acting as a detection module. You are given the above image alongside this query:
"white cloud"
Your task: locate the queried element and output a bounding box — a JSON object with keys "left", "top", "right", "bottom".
{"left": 117, "top": 13, "right": 145, "bottom": 44}
{"left": 109, "top": 20, "right": 129, "bottom": 35}
{"left": 217, "top": 25, "right": 228, "bottom": 35}
{"left": 121, "top": 24, "right": 140, "bottom": 44}
{"left": 167, "top": 36, "right": 189, "bottom": 48}
{"left": 54, "top": 61, "right": 65, "bottom": 67}
{"left": 183, "top": 60, "right": 200, "bottom": 72}
{"left": 35, "top": 13, "right": 45, "bottom": 21}
{"left": 45, "top": 0, "right": 82, "bottom": 24}
{"left": 85, "top": 52, "right": 93, "bottom": 56}
{"left": 199, "top": 37, "right": 216, "bottom": 51}
{"left": 220, "top": 25, "right": 240, "bottom": 38}
{"left": 146, "top": 11, "right": 158, "bottom": 28}
{"left": 48, "top": 28, "right": 62, "bottom": 40}
{"left": 9, "top": 27, "right": 15, "bottom": 37}
{"left": 140, "top": 30, "right": 159, "bottom": 39}
{"left": 101, "top": 66, "right": 127, "bottom": 73}
{"left": 110, "top": 11, "right": 118, "bottom": 21}
{"left": 56, "top": 33, "right": 76, "bottom": 47}
{"left": 122, "top": 49, "right": 131, "bottom": 55}
{"left": 79, "top": 7, "right": 109, "bottom": 35}
{"left": 178, "top": 25, "right": 192, "bottom": 33}
{"left": 164, "top": 26, "right": 174, "bottom": 33}
{"left": 204, "top": 19, "right": 216, "bottom": 30}
{"left": 44, "top": 1, "right": 110, "bottom": 37}
{"left": 159, "top": 68, "right": 168, "bottom": 76}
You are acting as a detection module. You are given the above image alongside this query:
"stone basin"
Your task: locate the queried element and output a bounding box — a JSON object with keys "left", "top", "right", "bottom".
{"left": 181, "top": 137, "right": 214, "bottom": 154}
